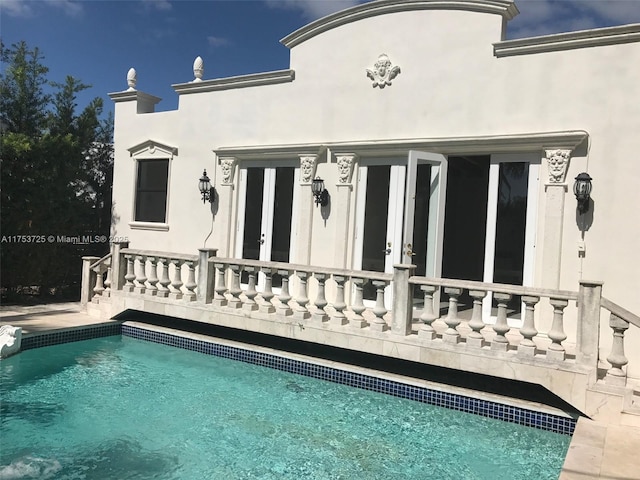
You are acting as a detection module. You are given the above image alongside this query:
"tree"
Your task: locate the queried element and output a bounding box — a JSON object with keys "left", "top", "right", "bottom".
{"left": 0, "top": 42, "right": 113, "bottom": 302}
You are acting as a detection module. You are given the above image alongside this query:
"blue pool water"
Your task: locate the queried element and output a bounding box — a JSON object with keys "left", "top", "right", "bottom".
{"left": 1, "top": 336, "right": 570, "bottom": 479}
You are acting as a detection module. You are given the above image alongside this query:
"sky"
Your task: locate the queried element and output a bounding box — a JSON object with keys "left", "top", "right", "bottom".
{"left": 2, "top": 0, "right": 640, "bottom": 116}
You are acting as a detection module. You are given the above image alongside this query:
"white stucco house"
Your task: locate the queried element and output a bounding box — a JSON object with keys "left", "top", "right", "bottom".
{"left": 97, "top": 0, "right": 640, "bottom": 422}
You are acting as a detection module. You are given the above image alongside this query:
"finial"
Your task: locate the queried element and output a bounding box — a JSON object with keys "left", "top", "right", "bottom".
{"left": 127, "top": 68, "right": 137, "bottom": 91}
{"left": 193, "top": 56, "right": 204, "bottom": 82}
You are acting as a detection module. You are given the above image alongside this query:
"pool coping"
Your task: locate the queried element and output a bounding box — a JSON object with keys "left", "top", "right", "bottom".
{"left": 18, "top": 319, "right": 577, "bottom": 435}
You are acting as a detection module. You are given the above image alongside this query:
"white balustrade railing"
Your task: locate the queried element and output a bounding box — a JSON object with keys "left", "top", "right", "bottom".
{"left": 82, "top": 243, "right": 639, "bottom": 390}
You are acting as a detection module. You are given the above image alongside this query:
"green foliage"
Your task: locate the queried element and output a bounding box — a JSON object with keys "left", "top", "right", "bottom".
{"left": 0, "top": 41, "right": 114, "bottom": 302}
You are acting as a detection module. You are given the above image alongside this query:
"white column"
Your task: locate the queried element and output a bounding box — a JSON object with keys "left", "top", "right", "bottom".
{"left": 294, "top": 154, "right": 318, "bottom": 265}
{"left": 333, "top": 153, "right": 357, "bottom": 268}
{"left": 215, "top": 156, "right": 237, "bottom": 256}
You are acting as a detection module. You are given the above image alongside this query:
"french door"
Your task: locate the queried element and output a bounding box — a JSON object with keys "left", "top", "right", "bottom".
{"left": 235, "top": 163, "right": 299, "bottom": 287}
{"left": 353, "top": 151, "right": 537, "bottom": 319}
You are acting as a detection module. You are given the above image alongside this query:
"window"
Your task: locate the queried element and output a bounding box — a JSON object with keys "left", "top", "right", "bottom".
{"left": 135, "top": 159, "right": 169, "bottom": 222}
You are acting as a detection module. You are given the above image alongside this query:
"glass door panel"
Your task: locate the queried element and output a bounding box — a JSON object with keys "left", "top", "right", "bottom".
{"left": 242, "top": 168, "right": 264, "bottom": 261}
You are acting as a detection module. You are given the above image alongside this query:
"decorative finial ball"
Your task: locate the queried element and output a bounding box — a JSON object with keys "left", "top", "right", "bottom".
{"left": 127, "top": 67, "right": 137, "bottom": 90}
{"left": 193, "top": 56, "right": 204, "bottom": 82}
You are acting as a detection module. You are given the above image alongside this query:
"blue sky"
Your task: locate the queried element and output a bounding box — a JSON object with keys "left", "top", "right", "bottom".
{"left": 3, "top": 0, "right": 640, "bottom": 116}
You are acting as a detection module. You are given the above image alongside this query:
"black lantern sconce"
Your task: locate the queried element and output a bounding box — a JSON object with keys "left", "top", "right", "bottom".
{"left": 311, "top": 176, "right": 329, "bottom": 207}
{"left": 199, "top": 169, "right": 214, "bottom": 204}
{"left": 573, "top": 172, "right": 592, "bottom": 214}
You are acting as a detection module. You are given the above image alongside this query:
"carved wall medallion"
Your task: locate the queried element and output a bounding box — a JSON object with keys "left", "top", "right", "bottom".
{"left": 545, "top": 149, "right": 571, "bottom": 183}
{"left": 366, "top": 54, "right": 400, "bottom": 89}
{"left": 336, "top": 154, "right": 357, "bottom": 184}
{"left": 219, "top": 157, "right": 237, "bottom": 185}
{"left": 299, "top": 155, "right": 318, "bottom": 184}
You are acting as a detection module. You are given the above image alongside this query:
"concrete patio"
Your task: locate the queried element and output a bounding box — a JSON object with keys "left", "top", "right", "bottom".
{"left": 1, "top": 302, "right": 639, "bottom": 479}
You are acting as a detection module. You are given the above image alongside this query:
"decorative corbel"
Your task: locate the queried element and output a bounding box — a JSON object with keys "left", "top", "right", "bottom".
{"left": 219, "top": 157, "right": 237, "bottom": 186}
{"left": 335, "top": 153, "right": 358, "bottom": 184}
{"left": 545, "top": 149, "right": 572, "bottom": 184}
{"left": 299, "top": 154, "right": 318, "bottom": 184}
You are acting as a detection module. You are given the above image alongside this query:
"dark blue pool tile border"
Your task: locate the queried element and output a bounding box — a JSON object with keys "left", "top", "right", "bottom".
{"left": 122, "top": 324, "right": 577, "bottom": 436}
{"left": 21, "top": 323, "right": 122, "bottom": 350}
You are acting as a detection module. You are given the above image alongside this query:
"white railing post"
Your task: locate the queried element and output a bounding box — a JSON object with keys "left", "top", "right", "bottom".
{"left": 491, "top": 292, "right": 512, "bottom": 351}
{"left": 311, "top": 273, "right": 328, "bottom": 324}
{"left": 227, "top": 264, "right": 243, "bottom": 308}
{"left": 146, "top": 256, "right": 158, "bottom": 296}
{"left": 605, "top": 314, "right": 629, "bottom": 386}
{"left": 103, "top": 260, "right": 112, "bottom": 298}
{"left": 443, "top": 287, "right": 462, "bottom": 344}
{"left": 157, "top": 258, "right": 171, "bottom": 298}
{"left": 92, "top": 264, "right": 105, "bottom": 301}
{"left": 276, "top": 269, "right": 293, "bottom": 316}
{"left": 81, "top": 256, "right": 99, "bottom": 307}
{"left": 183, "top": 260, "right": 197, "bottom": 302}
{"left": 391, "top": 264, "right": 415, "bottom": 336}
{"left": 123, "top": 254, "right": 135, "bottom": 292}
{"left": 467, "top": 290, "right": 487, "bottom": 347}
{"left": 518, "top": 295, "right": 540, "bottom": 356}
{"left": 332, "top": 275, "right": 348, "bottom": 325}
{"left": 547, "top": 297, "right": 568, "bottom": 361}
{"left": 259, "top": 268, "right": 276, "bottom": 313}
{"left": 292, "top": 271, "right": 310, "bottom": 320}
{"left": 169, "top": 259, "right": 183, "bottom": 300}
{"left": 370, "top": 280, "right": 388, "bottom": 332}
{"left": 349, "top": 278, "right": 366, "bottom": 328}
{"left": 418, "top": 285, "right": 438, "bottom": 340}
{"left": 243, "top": 266, "right": 259, "bottom": 311}
{"left": 134, "top": 255, "right": 147, "bottom": 294}
{"left": 213, "top": 262, "right": 228, "bottom": 307}
{"left": 110, "top": 241, "right": 128, "bottom": 291}
{"left": 576, "top": 280, "right": 603, "bottom": 369}
{"left": 197, "top": 248, "right": 217, "bottom": 304}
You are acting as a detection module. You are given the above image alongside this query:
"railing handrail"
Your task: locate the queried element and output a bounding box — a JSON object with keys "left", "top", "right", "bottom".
{"left": 89, "top": 252, "right": 112, "bottom": 270}
{"left": 121, "top": 248, "right": 198, "bottom": 263}
{"left": 209, "top": 256, "right": 394, "bottom": 282}
{"left": 602, "top": 297, "right": 640, "bottom": 328}
{"left": 410, "top": 275, "right": 578, "bottom": 301}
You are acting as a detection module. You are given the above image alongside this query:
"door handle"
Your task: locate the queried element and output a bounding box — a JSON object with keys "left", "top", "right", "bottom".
{"left": 405, "top": 243, "right": 416, "bottom": 257}
{"left": 258, "top": 234, "right": 265, "bottom": 245}
{"left": 383, "top": 242, "right": 392, "bottom": 255}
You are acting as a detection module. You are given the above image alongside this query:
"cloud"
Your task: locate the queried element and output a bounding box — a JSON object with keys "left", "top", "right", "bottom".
{"left": 2, "top": 0, "right": 83, "bottom": 17}
{"left": 2, "top": 0, "right": 34, "bottom": 17}
{"left": 509, "top": 0, "right": 640, "bottom": 38}
{"left": 46, "top": 0, "right": 83, "bottom": 17}
{"left": 141, "top": 0, "right": 172, "bottom": 11}
{"left": 264, "top": 0, "right": 365, "bottom": 20}
{"left": 207, "top": 36, "right": 230, "bottom": 47}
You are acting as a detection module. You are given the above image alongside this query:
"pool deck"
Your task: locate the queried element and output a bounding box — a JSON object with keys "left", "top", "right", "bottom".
{"left": 2, "top": 302, "right": 640, "bottom": 480}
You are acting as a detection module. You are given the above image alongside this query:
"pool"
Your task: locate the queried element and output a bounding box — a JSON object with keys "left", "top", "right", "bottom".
{"left": 1, "top": 326, "right": 571, "bottom": 479}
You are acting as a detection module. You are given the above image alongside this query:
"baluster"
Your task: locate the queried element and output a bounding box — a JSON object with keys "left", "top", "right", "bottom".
{"left": 349, "top": 278, "right": 367, "bottom": 328}
{"left": 183, "top": 260, "right": 197, "bottom": 301}
{"left": 605, "top": 314, "right": 629, "bottom": 386}
{"left": 518, "top": 295, "right": 540, "bottom": 356}
{"left": 258, "top": 268, "right": 275, "bottom": 313}
{"left": 227, "top": 264, "right": 243, "bottom": 308}
{"left": 212, "top": 263, "right": 228, "bottom": 307}
{"left": 491, "top": 292, "right": 512, "bottom": 351}
{"left": 146, "top": 256, "right": 158, "bottom": 296}
{"left": 546, "top": 298, "right": 568, "bottom": 361}
{"left": 243, "top": 266, "right": 259, "bottom": 311}
{"left": 169, "top": 259, "right": 183, "bottom": 300}
{"left": 276, "top": 269, "right": 293, "bottom": 316}
{"left": 370, "top": 280, "right": 388, "bottom": 332}
{"left": 443, "top": 287, "right": 462, "bottom": 344}
{"left": 467, "top": 290, "right": 487, "bottom": 347}
{"left": 124, "top": 254, "right": 135, "bottom": 292}
{"left": 311, "top": 273, "right": 328, "bottom": 324}
{"left": 332, "top": 275, "right": 348, "bottom": 326}
{"left": 103, "top": 262, "right": 112, "bottom": 298}
{"left": 134, "top": 256, "right": 147, "bottom": 294}
{"left": 419, "top": 285, "right": 438, "bottom": 340}
{"left": 292, "top": 271, "right": 310, "bottom": 320}
{"left": 92, "top": 265, "right": 104, "bottom": 301}
{"left": 156, "top": 258, "right": 171, "bottom": 298}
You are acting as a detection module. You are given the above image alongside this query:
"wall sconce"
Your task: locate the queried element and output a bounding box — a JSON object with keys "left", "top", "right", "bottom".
{"left": 199, "top": 169, "right": 214, "bottom": 204}
{"left": 573, "top": 172, "right": 592, "bottom": 213}
{"left": 311, "top": 177, "right": 329, "bottom": 207}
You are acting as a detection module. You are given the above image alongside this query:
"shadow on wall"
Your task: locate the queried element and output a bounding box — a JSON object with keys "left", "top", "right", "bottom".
{"left": 576, "top": 197, "right": 594, "bottom": 233}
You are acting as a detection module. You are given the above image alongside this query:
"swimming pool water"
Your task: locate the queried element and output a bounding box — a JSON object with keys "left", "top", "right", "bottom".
{"left": 1, "top": 336, "right": 570, "bottom": 479}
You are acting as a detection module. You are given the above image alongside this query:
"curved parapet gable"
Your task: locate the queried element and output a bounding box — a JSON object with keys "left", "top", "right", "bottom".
{"left": 281, "top": 0, "right": 519, "bottom": 48}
